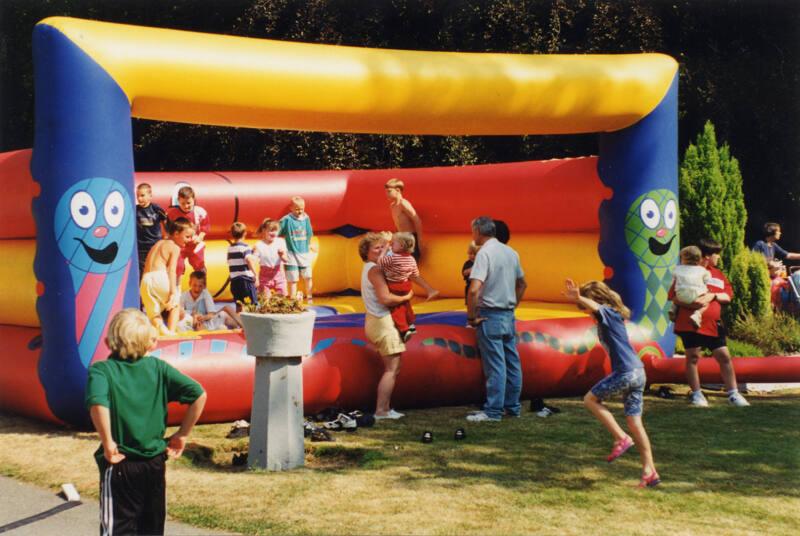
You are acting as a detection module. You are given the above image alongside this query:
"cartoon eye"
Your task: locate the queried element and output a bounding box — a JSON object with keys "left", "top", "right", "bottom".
{"left": 639, "top": 198, "right": 660, "bottom": 229}
{"left": 663, "top": 200, "right": 677, "bottom": 230}
{"left": 70, "top": 191, "right": 96, "bottom": 229}
{"left": 104, "top": 191, "right": 125, "bottom": 228}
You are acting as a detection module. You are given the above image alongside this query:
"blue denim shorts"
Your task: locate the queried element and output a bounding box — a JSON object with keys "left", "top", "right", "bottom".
{"left": 590, "top": 368, "right": 646, "bottom": 416}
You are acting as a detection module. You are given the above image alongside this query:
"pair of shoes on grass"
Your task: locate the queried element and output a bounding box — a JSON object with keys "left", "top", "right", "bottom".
{"left": 323, "top": 413, "right": 358, "bottom": 432}
{"left": 688, "top": 390, "right": 751, "bottom": 407}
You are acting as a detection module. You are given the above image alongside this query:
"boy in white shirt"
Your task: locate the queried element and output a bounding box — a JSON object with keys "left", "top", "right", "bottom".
{"left": 180, "top": 271, "right": 242, "bottom": 331}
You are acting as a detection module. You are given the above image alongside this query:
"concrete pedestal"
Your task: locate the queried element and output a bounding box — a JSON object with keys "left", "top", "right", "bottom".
{"left": 240, "top": 310, "right": 315, "bottom": 471}
{"left": 247, "top": 355, "right": 305, "bottom": 470}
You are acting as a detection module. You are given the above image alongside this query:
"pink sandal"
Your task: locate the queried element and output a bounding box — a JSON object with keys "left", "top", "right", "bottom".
{"left": 607, "top": 436, "right": 634, "bottom": 462}
{"left": 638, "top": 471, "right": 661, "bottom": 488}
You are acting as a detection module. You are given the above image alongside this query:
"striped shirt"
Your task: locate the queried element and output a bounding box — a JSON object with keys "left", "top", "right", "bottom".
{"left": 227, "top": 241, "right": 255, "bottom": 281}
{"left": 378, "top": 253, "right": 419, "bottom": 282}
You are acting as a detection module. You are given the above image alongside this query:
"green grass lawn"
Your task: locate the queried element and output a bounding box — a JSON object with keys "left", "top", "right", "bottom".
{"left": 2, "top": 389, "right": 799, "bottom": 535}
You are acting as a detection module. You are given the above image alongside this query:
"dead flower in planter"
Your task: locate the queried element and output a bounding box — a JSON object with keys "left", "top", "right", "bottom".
{"left": 240, "top": 291, "right": 306, "bottom": 314}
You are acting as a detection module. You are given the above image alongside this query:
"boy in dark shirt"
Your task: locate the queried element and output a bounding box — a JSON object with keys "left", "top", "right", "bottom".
{"left": 136, "top": 183, "right": 167, "bottom": 279}
{"left": 86, "top": 309, "right": 206, "bottom": 535}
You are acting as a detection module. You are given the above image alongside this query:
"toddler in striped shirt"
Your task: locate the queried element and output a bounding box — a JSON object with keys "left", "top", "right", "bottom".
{"left": 378, "top": 232, "right": 439, "bottom": 341}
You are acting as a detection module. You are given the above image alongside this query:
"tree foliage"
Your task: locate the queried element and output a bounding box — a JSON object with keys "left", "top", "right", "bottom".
{"left": 1, "top": 0, "right": 799, "bottom": 250}
{"left": 679, "top": 120, "right": 746, "bottom": 269}
{"left": 725, "top": 249, "right": 771, "bottom": 327}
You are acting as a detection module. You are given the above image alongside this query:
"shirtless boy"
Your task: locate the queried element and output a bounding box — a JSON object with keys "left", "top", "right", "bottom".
{"left": 140, "top": 218, "right": 194, "bottom": 335}
{"left": 385, "top": 178, "right": 423, "bottom": 260}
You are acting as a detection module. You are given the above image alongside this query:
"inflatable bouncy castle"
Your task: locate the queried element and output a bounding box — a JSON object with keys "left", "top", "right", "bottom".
{"left": 2, "top": 18, "right": 799, "bottom": 427}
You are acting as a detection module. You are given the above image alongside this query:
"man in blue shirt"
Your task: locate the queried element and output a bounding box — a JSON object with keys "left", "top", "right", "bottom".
{"left": 466, "top": 216, "right": 527, "bottom": 422}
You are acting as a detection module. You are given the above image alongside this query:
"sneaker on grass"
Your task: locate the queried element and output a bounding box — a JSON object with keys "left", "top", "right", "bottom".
{"left": 689, "top": 390, "right": 709, "bottom": 407}
{"left": 466, "top": 411, "right": 501, "bottom": 422}
{"left": 728, "top": 392, "right": 751, "bottom": 407}
{"left": 375, "top": 409, "right": 405, "bottom": 420}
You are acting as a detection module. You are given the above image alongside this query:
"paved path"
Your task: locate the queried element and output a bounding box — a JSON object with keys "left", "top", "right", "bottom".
{"left": 0, "top": 476, "right": 233, "bottom": 535}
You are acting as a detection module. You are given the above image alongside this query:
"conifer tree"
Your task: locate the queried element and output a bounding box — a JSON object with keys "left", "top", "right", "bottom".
{"left": 679, "top": 121, "right": 746, "bottom": 269}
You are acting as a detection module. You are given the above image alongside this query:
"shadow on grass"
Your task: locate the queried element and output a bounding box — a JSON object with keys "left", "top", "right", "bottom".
{"left": 362, "top": 395, "right": 800, "bottom": 497}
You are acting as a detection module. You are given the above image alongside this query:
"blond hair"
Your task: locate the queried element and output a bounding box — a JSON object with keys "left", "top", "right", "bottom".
{"left": 358, "top": 232, "right": 387, "bottom": 261}
{"left": 680, "top": 245, "right": 702, "bottom": 266}
{"left": 257, "top": 218, "right": 279, "bottom": 234}
{"left": 468, "top": 241, "right": 480, "bottom": 255}
{"left": 579, "top": 281, "right": 631, "bottom": 319}
{"left": 136, "top": 183, "right": 152, "bottom": 193}
{"left": 105, "top": 309, "right": 157, "bottom": 360}
{"left": 393, "top": 232, "right": 416, "bottom": 254}
{"left": 290, "top": 196, "right": 305, "bottom": 207}
{"left": 385, "top": 178, "right": 404, "bottom": 191}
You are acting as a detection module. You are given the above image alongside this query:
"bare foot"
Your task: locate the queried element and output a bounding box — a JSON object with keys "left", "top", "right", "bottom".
{"left": 426, "top": 289, "right": 440, "bottom": 301}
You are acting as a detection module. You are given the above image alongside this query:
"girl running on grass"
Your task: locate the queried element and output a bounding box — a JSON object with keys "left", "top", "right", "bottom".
{"left": 564, "top": 279, "right": 660, "bottom": 488}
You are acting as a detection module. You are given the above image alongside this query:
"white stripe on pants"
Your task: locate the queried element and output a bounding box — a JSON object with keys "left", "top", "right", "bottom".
{"left": 100, "top": 465, "right": 114, "bottom": 536}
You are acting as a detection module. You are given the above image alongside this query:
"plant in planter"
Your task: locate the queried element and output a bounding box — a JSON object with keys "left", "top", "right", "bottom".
{"left": 238, "top": 292, "right": 317, "bottom": 470}
{"left": 239, "top": 292, "right": 316, "bottom": 358}
{"left": 240, "top": 291, "right": 306, "bottom": 314}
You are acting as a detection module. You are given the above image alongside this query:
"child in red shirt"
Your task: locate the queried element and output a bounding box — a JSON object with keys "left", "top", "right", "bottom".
{"left": 165, "top": 186, "right": 210, "bottom": 284}
{"left": 377, "top": 232, "right": 438, "bottom": 341}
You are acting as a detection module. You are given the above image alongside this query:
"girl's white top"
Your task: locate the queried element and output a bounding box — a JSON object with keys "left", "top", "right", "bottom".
{"left": 254, "top": 238, "right": 287, "bottom": 268}
{"left": 361, "top": 261, "right": 390, "bottom": 317}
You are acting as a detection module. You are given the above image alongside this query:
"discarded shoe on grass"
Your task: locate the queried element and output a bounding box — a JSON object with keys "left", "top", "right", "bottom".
{"left": 323, "top": 413, "right": 358, "bottom": 432}
{"left": 454, "top": 428, "right": 466, "bottom": 441}
{"left": 421, "top": 431, "right": 433, "bottom": 443}
{"left": 310, "top": 428, "right": 334, "bottom": 442}
{"left": 226, "top": 420, "right": 250, "bottom": 439}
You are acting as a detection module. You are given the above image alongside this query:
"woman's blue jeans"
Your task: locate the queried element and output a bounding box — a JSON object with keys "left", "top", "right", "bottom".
{"left": 475, "top": 308, "right": 522, "bottom": 419}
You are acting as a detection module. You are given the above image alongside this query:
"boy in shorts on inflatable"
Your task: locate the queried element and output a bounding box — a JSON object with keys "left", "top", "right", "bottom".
{"left": 279, "top": 196, "right": 317, "bottom": 302}
{"left": 140, "top": 218, "right": 194, "bottom": 335}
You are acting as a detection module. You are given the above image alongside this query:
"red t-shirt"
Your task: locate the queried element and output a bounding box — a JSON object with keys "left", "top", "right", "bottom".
{"left": 669, "top": 266, "right": 732, "bottom": 337}
{"left": 165, "top": 205, "right": 210, "bottom": 235}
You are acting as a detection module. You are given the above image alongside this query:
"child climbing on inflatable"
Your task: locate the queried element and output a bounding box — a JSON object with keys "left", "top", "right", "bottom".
{"left": 180, "top": 271, "right": 243, "bottom": 331}
{"left": 564, "top": 279, "right": 660, "bottom": 488}
{"left": 255, "top": 218, "right": 289, "bottom": 297}
{"left": 140, "top": 218, "right": 194, "bottom": 336}
{"left": 378, "top": 232, "right": 439, "bottom": 341}
{"left": 166, "top": 185, "right": 210, "bottom": 284}
{"left": 279, "top": 196, "right": 316, "bottom": 302}
{"left": 669, "top": 246, "right": 711, "bottom": 328}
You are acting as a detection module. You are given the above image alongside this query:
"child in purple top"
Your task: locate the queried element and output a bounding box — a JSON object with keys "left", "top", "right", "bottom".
{"left": 564, "top": 279, "right": 660, "bottom": 488}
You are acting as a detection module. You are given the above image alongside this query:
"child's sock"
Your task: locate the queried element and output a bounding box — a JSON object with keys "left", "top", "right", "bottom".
{"left": 727, "top": 388, "right": 739, "bottom": 396}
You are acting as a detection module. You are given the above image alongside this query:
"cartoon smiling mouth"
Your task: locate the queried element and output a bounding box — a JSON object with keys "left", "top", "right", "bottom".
{"left": 648, "top": 235, "right": 675, "bottom": 256}
{"left": 74, "top": 238, "right": 118, "bottom": 264}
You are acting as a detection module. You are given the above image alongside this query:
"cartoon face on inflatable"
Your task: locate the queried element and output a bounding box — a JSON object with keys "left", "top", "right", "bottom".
{"left": 54, "top": 177, "right": 134, "bottom": 275}
{"left": 624, "top": 189, "right": 679, "bottom": 268}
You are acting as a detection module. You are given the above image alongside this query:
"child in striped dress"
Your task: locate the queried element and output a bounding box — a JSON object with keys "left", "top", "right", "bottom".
{"left": 378, "top": 232, "right": 439, "bottom": 341}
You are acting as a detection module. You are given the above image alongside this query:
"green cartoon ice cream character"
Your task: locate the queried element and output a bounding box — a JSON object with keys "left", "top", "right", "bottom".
{"left": 624, "top": 189, "right": 679, "bottom": 339}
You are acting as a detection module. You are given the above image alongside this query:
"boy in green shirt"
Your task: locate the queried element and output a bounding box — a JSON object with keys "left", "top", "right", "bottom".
{"left": 85, "top": 308, "right": 206, "bottom": 536}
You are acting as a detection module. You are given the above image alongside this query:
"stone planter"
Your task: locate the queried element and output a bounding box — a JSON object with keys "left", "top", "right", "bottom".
{"left": 240, "top": 309, "right": 316, "bottom": 471}
{"left": 240, "top": 310, "right": 316, "bottom": 357}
